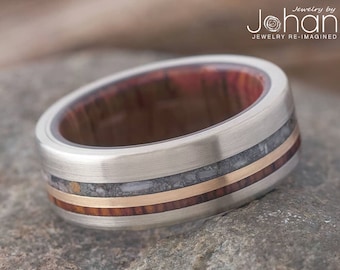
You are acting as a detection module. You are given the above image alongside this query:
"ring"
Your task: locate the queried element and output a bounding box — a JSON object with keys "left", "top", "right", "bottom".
{"left": 35, "top": 55, "right": 301, "bottom": 230}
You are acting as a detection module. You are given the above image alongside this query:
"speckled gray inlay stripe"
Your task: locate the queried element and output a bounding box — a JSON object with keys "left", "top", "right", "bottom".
{"left": 48, "top": 114, "right": 297, "bottom": 197}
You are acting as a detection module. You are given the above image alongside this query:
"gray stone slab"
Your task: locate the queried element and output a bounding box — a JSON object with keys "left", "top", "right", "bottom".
{"left": 0, "top": 51, "right": 339, "bottom": 270}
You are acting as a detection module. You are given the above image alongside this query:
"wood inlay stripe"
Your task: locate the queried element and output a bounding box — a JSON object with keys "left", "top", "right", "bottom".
{"left": 48, "top": 135, "right": 301, "bottom": 216}
{"left": 47, "top": 126, "right": 299, "bottom": 208}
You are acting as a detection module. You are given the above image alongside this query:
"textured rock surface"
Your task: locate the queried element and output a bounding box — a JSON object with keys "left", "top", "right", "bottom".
{"left": 0, "top": 51, "right": 339, "bottom": 270}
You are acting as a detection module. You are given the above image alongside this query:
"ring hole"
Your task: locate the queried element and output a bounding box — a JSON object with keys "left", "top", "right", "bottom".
{"left": 57, "top": 64, "right": 268, "bottom": 147}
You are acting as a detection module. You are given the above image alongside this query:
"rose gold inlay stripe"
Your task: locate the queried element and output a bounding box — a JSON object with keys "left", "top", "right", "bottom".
{"left": 48, "top": 137, "right": 300, "bottom": 216}
{"left": 47, "top": 126, "right": 300, "bottom": 208}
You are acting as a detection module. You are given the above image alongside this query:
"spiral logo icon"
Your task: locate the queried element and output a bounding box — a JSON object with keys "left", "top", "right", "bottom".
{"left": 264, "top": 15, "right": 281, "bottom": 32}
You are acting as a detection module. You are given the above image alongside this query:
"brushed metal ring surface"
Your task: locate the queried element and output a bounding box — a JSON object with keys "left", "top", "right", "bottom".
{"left": 36, "top": 55, "right": 301, "bottom": 230}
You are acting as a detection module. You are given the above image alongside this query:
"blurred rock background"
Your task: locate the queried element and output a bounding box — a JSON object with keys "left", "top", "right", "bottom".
{"left": 0, "top": 0, "right": 339, "bottom": 92}
{"left": 0, "top": 1, "right": 339, "bottom": 269}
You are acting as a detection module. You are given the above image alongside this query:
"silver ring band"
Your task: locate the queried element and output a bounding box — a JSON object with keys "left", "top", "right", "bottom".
{"left": 35, "top": 55, "right": 301, "bottom": 230}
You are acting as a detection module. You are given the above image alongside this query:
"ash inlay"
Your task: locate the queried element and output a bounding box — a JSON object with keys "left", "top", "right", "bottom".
{"left": 48, "top": 114, "right": 297, "bottom": 197}
{"left": 48, "top": 135, "right": 301, "bottom": 216}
